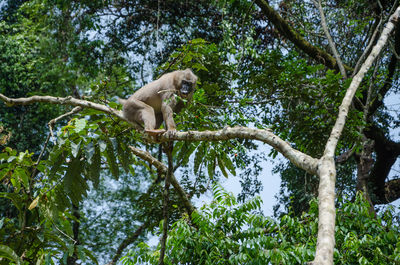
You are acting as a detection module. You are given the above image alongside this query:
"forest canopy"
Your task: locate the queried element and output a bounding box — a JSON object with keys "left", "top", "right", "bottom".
{"left": 0, "top": 1, "right": 400, "bottom": 265}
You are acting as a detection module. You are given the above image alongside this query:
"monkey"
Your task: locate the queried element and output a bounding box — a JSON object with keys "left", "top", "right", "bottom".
{"left": 118, "top": 69, "right": 198, "bottom": 135}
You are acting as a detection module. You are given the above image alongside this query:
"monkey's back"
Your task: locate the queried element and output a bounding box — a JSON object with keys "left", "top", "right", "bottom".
{"left": 129, "top": 73, "right": 175, "bottom": 113}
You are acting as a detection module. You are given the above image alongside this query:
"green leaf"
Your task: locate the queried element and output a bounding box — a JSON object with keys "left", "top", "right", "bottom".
{"left": 49, "top": 148, "right": 65, "bottom": 178}
{"left": 85, "top": 141, "right": 95, "bottom": 164}
{"left": 0, "top": 192, "right": 24, "bottom": 212}
{"left": 194, "top": 142, "right": 206, "bottom": 174}
{"left": 207, "top": 150, "right": 216, "bottom": 178}
{"left": 82, "top": 247, "right": 99, "bottom": 265}
{"left": 222, "top": 152, "right": 236, "bottom": 176}
{"left": 71, "top": 141, "right": 81, "bottom": 158}
{"left": 117, "top": 138, "right": 130, "bottom": 174}
{"left": 105, "top": 138, "right": 119, "bottom": 179}
{"left": 64, "top": 157, "right": 87, "bottom": 205}
{"left": 7, "top": 156, "right": 16, "bottom": 163}
{"left": 190, "top": 38, "right": 207, "bottom": 45}
{"left": 0, "top": 168, "right": 10, "bottom": 182}
{"left": 217, "top": 156, "right": 228, "bottom": 178}
{"left": 176, "top": 142, "right": 199, "bottom": 166}
{"left": 74, "top": 118, "right": 87, "bottom": 133}
{"left": 15, "top": 167, "right": 29, "bottom": 189}
{"left": 98, "top": 140, "right": 107, "bottom": 152}
{"left": 0, "top": 245, "right": 21, "bottom": 265}
{"left": 17, "top": 151, "right": 27, "bottom": 163}
{"left": 192, "top": 62, "right": 208, "bottom": 72}
{"left": 89, "top": 145, "right": 101, "bottom": 188}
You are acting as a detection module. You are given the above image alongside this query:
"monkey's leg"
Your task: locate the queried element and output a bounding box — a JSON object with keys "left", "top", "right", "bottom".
{"left": 155, "top": 113, "right": 164, "bottom": 129}
{"left": 139, "top": 105, "right": 166, "bottom": 135}
{"left": 145, "top": 113, "right": 166, "bottom": 136}
{"left": 123, "top": 98, "right": 160, "bottom": 132}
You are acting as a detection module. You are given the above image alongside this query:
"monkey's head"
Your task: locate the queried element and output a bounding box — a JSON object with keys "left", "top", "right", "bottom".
{"left": 178, "top": 69, "right": 198, "bottom": 98}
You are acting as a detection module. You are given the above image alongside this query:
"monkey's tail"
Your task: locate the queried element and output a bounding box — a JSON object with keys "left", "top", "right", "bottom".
{"left": 117, "top": 98, "right": 127, "bottom": 105}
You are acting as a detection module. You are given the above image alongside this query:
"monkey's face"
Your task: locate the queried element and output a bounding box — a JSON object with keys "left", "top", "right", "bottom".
{"left": 180, "top": 80, "right": 195, "bottom": 98}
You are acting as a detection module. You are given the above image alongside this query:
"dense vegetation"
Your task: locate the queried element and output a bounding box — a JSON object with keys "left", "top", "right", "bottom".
{"left": 0, "top": 0, "right": 399, "bottom": 264}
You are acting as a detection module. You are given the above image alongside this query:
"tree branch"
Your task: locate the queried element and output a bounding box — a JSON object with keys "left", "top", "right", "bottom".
{"left": 159, "top": 127, "right": 318, "bottom": 175}
{"left": 128, "top": 146, "right": 196, "bottom": 215}
{"left": 0, "top": 93, "right": 140, "bottom": 130}
{"left": 254, "top": 0, "right": 352, "bottom": 73}
{"left": 0, "top": 93, "right": 319, "bottom": 176}
{"left": 106, "top": 221, "right": 151, "bottom": 265}
{"left": 313, "top": 6, "right": 400, "bottom": 265}
{"left": 48, "top": 106, "right": 83, "bottom": 140}
{"left": 313, "top": 0, "right": 347, "bottom": 78}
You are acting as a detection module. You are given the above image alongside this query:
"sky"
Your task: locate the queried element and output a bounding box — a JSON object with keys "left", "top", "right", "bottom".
{"left": 192, "top": 144, "right": 281, "bottom": 216}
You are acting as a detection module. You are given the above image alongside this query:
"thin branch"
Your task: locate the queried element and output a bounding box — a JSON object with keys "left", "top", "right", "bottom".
{"left": 31, "top": 133, "right": 51, "bottom": 180}
{"left": 335, "top": 145, "right": 355, "bottom": 163}
{"left": 106, "top": 221, "right": 151, "bottom": 265}
{"left": 158, "top": 142, "right": 173, "bottom": 265}
{"left": 313, "top": 0, "right": 347, "bottom": 78}
{"left": 0, "top": 93, "right": 140, "bottom": 129}
{"left": 128, "top": 145, "right": 196, "bottom": 215}
{"left": 353, "top": 17, "right": 383, "bottom": 75}
{"left": 254, "top": 0, "right": 352, "bottom": 73}
{"left": 48, "top": 106, "right": 83, "bottom": 141}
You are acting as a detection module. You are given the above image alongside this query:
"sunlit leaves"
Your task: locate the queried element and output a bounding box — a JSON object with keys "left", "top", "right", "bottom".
{"left": 126, "top": 191, "right": 400, "bottom": 264}
{"left": 0, "top": 245, "right": 21, "bottom": 265}
{"left": 0, "top": 148, "right": 35, "bottom": 192}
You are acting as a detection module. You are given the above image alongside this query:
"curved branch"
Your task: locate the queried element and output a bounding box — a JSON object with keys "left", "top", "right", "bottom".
{"left": 0, "top": 93, "right": 319, "bottom": 176}
{"left": 159, "top": 128, "right": 318, "bottom": 175}
{"left": 106, "top": 221, "right": 152, "bottom": 265}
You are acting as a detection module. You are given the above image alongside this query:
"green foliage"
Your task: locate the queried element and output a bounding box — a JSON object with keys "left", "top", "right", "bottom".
{"left": 0, "top": 143, "right": 100, "bottom": 264}
{"left": 0, "top": 245, "right": 21, "bottom": 265}
{"left": 123, "top": 188, "right": 400, "bottom": 265}
{"left": 274, "top": 159, "right": 357, "bottom": 216}
{"left": 1, "top": 0, "right": 399, "bottom": 264}
{"left": 0, "top": 21, "right": 66, "bottom": 153}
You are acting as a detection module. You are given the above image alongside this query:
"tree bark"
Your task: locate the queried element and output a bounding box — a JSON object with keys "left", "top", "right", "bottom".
{"left": 312, "top": 7, "right": 400, "bottom": 265}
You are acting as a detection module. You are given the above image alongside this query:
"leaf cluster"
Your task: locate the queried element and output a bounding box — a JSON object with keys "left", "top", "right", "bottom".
{"left": 123, "top": 187, "right": 400, "bottom": 265}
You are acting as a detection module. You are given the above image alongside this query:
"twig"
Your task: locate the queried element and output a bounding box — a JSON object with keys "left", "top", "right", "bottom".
{"left": 128, "top": 145, "right": 195, "bottom": 215}
{"left": 313, "top": 0, "right": 347, "bottom": 78}
{"left": 106, "top": 221, "right": 152, "bottom": 265}
{"left": 48, "top": 106, "right": 83, "bottom": 141}
{"left": 157, "top": 89, "right": 176, "bottom": 94}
